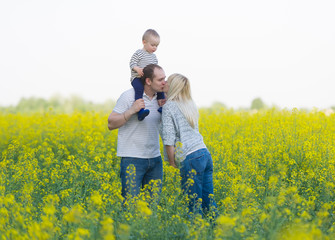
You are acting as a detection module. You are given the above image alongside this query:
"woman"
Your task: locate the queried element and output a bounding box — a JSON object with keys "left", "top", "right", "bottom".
{"left": 161, "top": 73, "right": 217, "bottom": 216}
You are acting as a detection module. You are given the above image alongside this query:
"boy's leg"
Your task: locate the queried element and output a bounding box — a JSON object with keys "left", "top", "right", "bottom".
{"left": 132, "top": 78, "right": 145, "bottom": 100}
{"left": 157, "top": 92, "right": 165, "bottom": 100}
{"left": 156, "top": 92, "right": 165, "bottom": 113}
{"left": 131, "top": 78, "right": 149, "bottom": 120}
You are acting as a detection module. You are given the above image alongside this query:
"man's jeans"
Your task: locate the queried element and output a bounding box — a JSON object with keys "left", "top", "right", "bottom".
{"left": 180, "top": 148, "right": 218, "bottom": 215}
{"left": 120, "top": 156, "right": 163, "bottom": 199}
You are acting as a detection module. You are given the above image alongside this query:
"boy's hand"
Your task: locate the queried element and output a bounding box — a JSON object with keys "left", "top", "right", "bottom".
{"left": 133, "top": 66, "right": 143, "bottom": 77}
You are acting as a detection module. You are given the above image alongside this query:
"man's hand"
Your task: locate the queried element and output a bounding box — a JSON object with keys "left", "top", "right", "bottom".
{"left": 108, "top": 99, "right": 145, "bottom": 130}
{"left": 131, "top": 98, "right": 146, "bottom": 113}
{"left": 158, "top": 99, "right": 166, "bottom": 107}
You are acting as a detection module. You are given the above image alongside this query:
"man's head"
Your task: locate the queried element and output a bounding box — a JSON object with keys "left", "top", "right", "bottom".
{"left": 142, "top": 64, "right": 166, "bottom": 95}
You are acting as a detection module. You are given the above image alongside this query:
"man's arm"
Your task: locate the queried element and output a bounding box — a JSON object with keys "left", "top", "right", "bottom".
{"left": 108, "top": 99, "right": 145, "bottom": 130}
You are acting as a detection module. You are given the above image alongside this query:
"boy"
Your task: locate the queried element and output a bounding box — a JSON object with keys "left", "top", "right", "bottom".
{"left": 129, "top": 29, "right": 165, "bottom": 121}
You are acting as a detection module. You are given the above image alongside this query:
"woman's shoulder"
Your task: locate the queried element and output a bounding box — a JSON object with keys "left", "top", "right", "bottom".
{"left": 163, "top": 101, "right": 177, "bottom": 110}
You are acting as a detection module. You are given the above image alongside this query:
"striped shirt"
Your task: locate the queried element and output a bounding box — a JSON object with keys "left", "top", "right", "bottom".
{"left": 161, "top": 101, "right": 206, "bottom": 162}
{"left": 113, "top": 88, "right": 161, "bottom": 158}
{"left": 129, "top": 49, "right": 158, "bottom": 81}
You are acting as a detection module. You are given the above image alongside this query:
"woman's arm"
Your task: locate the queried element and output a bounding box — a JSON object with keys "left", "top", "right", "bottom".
{"left": 165, "top": 145, "right": 177, "bottom": 168}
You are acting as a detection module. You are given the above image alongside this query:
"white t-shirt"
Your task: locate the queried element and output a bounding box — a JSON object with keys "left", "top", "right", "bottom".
{"left": 113, "top": 88, "right": 161, "bottom": 158}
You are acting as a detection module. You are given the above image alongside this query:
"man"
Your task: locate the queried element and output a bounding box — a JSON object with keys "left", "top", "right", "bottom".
{"left": 108, "top": 64, "right": 166, "bottom": 199}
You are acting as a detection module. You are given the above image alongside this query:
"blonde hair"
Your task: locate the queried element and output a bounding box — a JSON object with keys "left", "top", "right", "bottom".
{"left": 167, "top": 74, "right": 199, "bottom": 128}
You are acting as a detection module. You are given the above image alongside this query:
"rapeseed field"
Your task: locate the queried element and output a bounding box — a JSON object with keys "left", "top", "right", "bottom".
{"left": 0, "top": 108, "right": 334, "bottom": 239}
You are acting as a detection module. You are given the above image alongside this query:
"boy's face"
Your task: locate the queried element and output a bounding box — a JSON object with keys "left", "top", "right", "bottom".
{"left": 143, "top": 36, "right": 160, "bottom": 53}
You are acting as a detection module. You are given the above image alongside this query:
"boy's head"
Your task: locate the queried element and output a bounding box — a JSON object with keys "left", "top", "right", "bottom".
{"left": 142, "top": 29, "right": 160, "bottom": 54}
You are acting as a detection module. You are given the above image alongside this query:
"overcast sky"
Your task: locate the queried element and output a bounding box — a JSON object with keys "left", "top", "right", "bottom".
{"left": 1, "top": 0, "right": 334, "bottom": 109}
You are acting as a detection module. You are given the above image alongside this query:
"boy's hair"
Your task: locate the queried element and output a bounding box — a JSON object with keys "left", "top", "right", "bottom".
{"left": 141, "top": 64, "right": 162, "bottom": 84}
{"left": 142, "top": 29, "right": 160, "bottom": 41}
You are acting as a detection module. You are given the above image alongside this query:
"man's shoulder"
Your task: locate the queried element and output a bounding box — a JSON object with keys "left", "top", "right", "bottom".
{"left": 117, "top": 88, "right": 135, "bottom": 103}
{"left": 114, "top": 89, "right": 134, "bottom": 113}
{"left": 120, "top": 88, "right": 135, "bottom": 98}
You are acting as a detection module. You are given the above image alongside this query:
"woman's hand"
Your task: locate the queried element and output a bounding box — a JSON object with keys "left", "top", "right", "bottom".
{"left": 169, "top": 161, "right": 177, "bottom": 168}
{"left": 165, "top": 145, "right": 177, "bottom": 168}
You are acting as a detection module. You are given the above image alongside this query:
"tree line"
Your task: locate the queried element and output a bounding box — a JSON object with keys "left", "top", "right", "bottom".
{"left": 1, "top": 96, "right": 334, "bottom": 113}
{"left": 0, "top": 96, "right": 116, "bottom": 114}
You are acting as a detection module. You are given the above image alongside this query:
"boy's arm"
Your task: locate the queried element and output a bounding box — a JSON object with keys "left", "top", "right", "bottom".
{"left": 130, "top": 50, "right": 143, "bottom": 76}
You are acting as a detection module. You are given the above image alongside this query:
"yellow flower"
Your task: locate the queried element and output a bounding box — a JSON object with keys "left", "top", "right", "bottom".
{"left": 63, "top": 205, "right": 84, "bottom": 224}
{"left": 90, "top": 190, "right": 103, "bottom": 208}
{"left": 268, "top": 175, "right": 278, "bottom": 190}
{"left": 236, "top": 224, "right": 246, "bottom": 234}
{"left": 259, "top": 212, "right": 269, "bottom": 223}
{"left": 100, "top": 217, "right": 115, "bottom": 240}
{"left": 216, "top": 215, "right": 236, "bottom": 227}
{"left": 136, "top": 200, "right": 152, "bottom": 217}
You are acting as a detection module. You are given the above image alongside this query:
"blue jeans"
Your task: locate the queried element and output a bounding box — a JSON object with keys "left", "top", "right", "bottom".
{"left": 180, "top": 148, "right": 217, "bottom": 216}
{"left": 120, "top": 156, "right": 163, "bottom": 199}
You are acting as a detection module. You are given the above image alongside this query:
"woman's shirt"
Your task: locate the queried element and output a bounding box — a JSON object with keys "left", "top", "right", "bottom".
{"left": 161, "top": 101, "right": 206, "bottom": 162}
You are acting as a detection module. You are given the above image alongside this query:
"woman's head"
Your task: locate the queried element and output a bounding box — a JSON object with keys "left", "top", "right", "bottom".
{"left": 166, "top": 73, "right": 192, "bottom": 102}
{"left": 165, "top": 73, "right": 198, "bottom": 128}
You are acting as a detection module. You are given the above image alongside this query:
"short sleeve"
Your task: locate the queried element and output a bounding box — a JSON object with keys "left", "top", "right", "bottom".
{"left": 113, "top": 90, "right": 132, "bottom": 114}
{"left": 129, "top": 50, "right": 142, "bottom": 69}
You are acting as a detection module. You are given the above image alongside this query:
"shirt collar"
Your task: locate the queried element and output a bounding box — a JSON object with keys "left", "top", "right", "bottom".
{"left": 143, "top": 92, "right": 157, "bottom": 100}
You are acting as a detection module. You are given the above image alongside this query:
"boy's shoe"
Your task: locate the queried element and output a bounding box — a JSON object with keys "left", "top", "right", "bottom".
{"left": 138, "top": 108, "right": 150, "bottom": 121}
{"left": 157, "top": 107, "right": 162, "bottom": 113}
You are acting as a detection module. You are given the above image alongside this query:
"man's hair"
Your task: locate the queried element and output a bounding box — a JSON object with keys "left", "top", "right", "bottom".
{"left": 142, "top": 29, "right": 160, "bottom": 41}
{"left": 141, "top": 64, "right": 162, "bottom": 84}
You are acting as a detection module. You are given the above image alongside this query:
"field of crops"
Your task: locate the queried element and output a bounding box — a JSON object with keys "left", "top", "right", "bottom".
{"left": 1, "top": 108, "right": 334, "bottom": 239}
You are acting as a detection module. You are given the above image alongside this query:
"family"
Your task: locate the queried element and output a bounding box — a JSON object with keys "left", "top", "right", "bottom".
{"left": 108, "top": 29, "right": 217, "bottom": 217}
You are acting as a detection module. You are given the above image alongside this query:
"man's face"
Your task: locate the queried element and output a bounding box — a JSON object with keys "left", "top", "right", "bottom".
{"left": 148, "top": 68, "right": 166, "bottom": 93}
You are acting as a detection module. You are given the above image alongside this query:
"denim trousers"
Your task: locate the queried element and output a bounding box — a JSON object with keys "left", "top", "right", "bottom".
{"left": 120, "top": 156, "right": 163, "bottom": 199}
{"left": 131, "top": 78, "right": 144, "bottom": 101}
{"left": 180, "top": 148, "right": 218, "bottom": 215}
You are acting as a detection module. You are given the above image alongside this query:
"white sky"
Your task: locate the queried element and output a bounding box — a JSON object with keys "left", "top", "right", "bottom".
{"left": 1, "top": 0, "right": 334, "bottom": 109}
